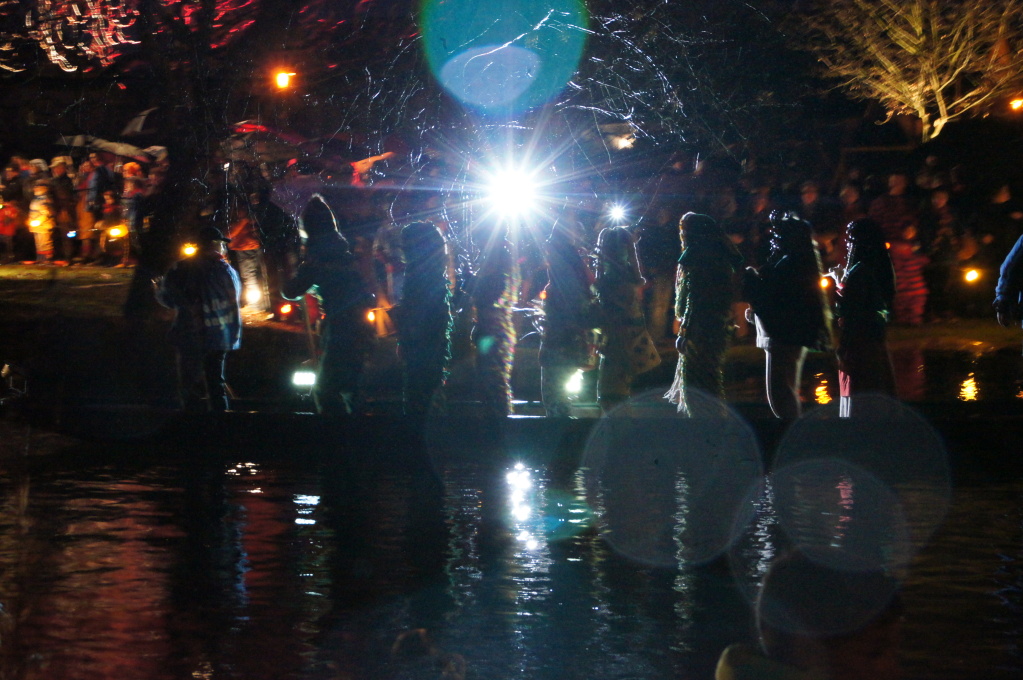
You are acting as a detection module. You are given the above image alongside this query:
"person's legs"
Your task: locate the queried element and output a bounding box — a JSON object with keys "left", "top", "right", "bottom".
{"left": 176, "top": 343, "right": 206, "bottom": 411}
{"left": 203, "top": 351, "right": 229, "bottom": 411}
{"left": 765, "top": 344, "right": 807, "bottom": 419}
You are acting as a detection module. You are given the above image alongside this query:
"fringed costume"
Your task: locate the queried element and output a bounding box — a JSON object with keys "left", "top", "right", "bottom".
{"left": 665, "top": 213, "right": 744, "bottom": 413}
{"left": 472, "top": 240, "right": 520, "bottom": 418}
{"left": 595, "top": 226, "right": 660, "bottom": 412}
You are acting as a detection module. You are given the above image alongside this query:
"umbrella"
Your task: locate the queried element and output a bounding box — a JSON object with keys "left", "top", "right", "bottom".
{"left": 54, "top": 134, "right": 150, "bottom": 162}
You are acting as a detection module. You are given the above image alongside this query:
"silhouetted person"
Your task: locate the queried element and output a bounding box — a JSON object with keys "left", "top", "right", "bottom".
{"left": 471, "top": 237, "right": 519, "bottom": 418}
{"left": 394, "top": 221, "right": 453, "bottom": 417}
{"left": 282, "top": 196, "right": 376, "bottom": 416}
{"left": 836, "top": 219, "right": 897, "bottom": 417}
{"left": 157, "top": 226, "right": 241, "bottom": 411}
{"left": 744, "top": 212, "right": 831, "bottom": 419}
{"left": 595, "top": 226, "right": 660, "bottom": 412}
{"left": 540, "top": 217, "right": 597, "bottom": 417}
{"left": 665, "top": 213, "right": 743, "bottom": 414}
{"left": 994, "top": 231, "right": 1023, "bottom": 330}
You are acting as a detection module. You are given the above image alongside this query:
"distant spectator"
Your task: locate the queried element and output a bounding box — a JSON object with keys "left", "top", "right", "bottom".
{"left": 28, "top": 179, "right": 55, "bottom": 263}
{"left": 49, "top": 157, "right": 76, "bottom": 263}
{"left": 227, "top": 202, "right": 269, "bottom": 312}
{"left": 918, "top": 188, "right": 962, "bottom": 320}
{"left": 869, "top": 172, "right": 918, "bottom": 241}
{"left": 73, "top": 160, "right": 97, "bottom": 263}
{"left": 889, "top": 225, "right": 929, "bottom": 326}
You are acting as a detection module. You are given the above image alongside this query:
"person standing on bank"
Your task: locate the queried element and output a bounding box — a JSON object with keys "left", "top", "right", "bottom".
{"left": 835, "top": 219, "right": 897, "bottom": 417}
{"left": 594, "top": 226, "right": 661, "bottom": 412}
{"left": 665, "top": 213, "right": 744, "bottom": 414}
{"left": 157, "top": 226, "right": 242, "bottom": 412}
{"left": 540, "top": 217, "right": 598, "bottom": 418}
{"left": 744, "top": 212, "right": 831, "bottom": 419}
{"left": 282, "top": 196, "right": 376, "bottom": 416}
{"left": 394, "top": 221, "right": 453, "bottom": 417}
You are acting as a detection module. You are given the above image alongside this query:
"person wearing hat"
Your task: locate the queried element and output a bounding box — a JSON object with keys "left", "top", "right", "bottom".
{"left": 49, "top": 157, "right": 76, "bottom": 263}
{"left": 282, "top": 195, "right": 376, "bottom": 416}
{"left": 157, "top": 225, "right": 242, "bottom": 411}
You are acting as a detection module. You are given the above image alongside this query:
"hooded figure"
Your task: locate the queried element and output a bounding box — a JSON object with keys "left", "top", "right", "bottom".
{"left": 539, "top": 217, "right": 597, "bottom": 417}
{"left": 282, "top": 195, "right": 376, "bottom": 415}
{"left": 744, "top": 212, "right": 831, "bottom": 418}
{"left": 665, "top": 213, "right": 744, "bottom": 413}
{"left": 471, "top": 235, "right": 520, "bottom": 418}
{"left": 395, "top": 221, "right": 453, "bottom": 416}
{"left": 836, "top": 219, "right": 897, "bottom": 415}
{"left": 594, "top": 226, "right": 660, "bottom": 412}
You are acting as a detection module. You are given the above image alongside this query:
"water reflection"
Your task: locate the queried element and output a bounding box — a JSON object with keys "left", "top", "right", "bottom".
{"left": 0, "top": 431, "right": 1018, "bottom": 679}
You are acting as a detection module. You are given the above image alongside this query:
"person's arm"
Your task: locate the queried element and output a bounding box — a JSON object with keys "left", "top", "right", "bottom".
{"left": 281, "top": 263, "right": 316, "bottom": 301}
{"left": 994, "top": 234, "right": 1023, "bottom": 326}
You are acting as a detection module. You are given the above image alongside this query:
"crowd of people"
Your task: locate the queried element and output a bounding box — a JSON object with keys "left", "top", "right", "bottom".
{"left": 0, "top": 150, "right": 170, "bottom": 266}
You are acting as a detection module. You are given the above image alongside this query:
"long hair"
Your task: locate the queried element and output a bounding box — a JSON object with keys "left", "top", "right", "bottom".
{"left": 844, "top": 218, "right": 896, "bottom": 309}
{"left": 595, "top": 226, "right": 643, "bottom": 290}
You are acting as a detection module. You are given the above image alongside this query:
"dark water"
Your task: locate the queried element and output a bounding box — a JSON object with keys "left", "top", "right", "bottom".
{"left": 0, "top": 422, "right": 1019, "bottom": 680}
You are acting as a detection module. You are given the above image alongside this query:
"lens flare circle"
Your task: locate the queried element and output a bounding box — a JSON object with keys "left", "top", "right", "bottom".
{"left": 421, "top": 0, "right": 589, "bottom": 114}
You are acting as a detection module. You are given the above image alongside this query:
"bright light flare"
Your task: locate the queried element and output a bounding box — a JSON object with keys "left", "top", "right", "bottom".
{"left": 367, "top": 310, "right": 376, "bottom": 323}
{"left": 1011, "top": 98, "right": 1023, "bottom": 111}
{"left": 292, "top": 370, "right": 316, "bottom": 387}
{"left": 29, "top": 219, "right": 41, "bottom": 228}
{"left": 275, "top": 71, "right": 296, "bottom": 89}
{"left": 279, "top": 303, "right": 293, "bottom": 315}
{"left": 245, "top": 287, "right": 262, "bottom": 306}
{"left": 565, "top": 369, "right": 584, "bottom": 395}
{"left": 964, "top": 269, "right": 980, "bottom": 283}
{"left": 486, "top": 168, "right": 538, "bottom": 219}
{"left": 108, "top": 227, "right": 124, "bottom": 238}
{"left": 608, "top": 204, "right": 627, "bottom": 223}
{"left": 182, "top": 243, "right": 197, "bottom": 257}
{"left": 820, "top": 276, "right": 831, "bottom": 289}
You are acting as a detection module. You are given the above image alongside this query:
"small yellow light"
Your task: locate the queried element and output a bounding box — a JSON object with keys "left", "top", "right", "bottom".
{"left": 280, "top": 303, "right": 293, "bottom": 315}
{"left": 820, "top": 276, "right": 831, "bottom": 289}
{"left": 1011, "top": 98, "right": 1023, "bottom": 111}
{"left": 182, "top": 243, "right": 197, "bottom": 256}
{"left": 964, "top": 269, "right": 980, "bottom": 283}
{"left": 29, "top": 219, "right": 41, "bottom": 228}
{"left": 275, "top": 71, "right": 296, "bottom": 89}
{"left": 108, "top": 227, "right": 124, "bottom": 238}
{"left": 367, "top": 310, "right": 376, "bottom": 323}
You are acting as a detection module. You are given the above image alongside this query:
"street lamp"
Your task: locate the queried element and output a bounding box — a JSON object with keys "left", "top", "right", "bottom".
{"left": 1011, "top": 98, "right": 1023, "bottom": 111}
{"left": 275, "top": 71, "right": 296, "bottom": 89}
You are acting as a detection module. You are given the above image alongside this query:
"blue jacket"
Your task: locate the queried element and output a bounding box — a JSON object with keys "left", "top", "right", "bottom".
{"left": 158, "top": 252, "right": 242, "bottom": 351}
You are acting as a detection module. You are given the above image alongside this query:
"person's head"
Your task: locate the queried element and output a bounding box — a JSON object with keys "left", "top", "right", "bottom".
{"left": 991, "top": 183, "right": 1011, "bottom": 204}
{"left": 50, "top": 157, "right": 71, "bottom": 176}
{"left": 28, "top": 159, "right": 49, "bottom": 177}
{"left": 77, "top": 159, "right": 94, "bottom": 177}
{"left": 756, "top": 550, "right": 903, "bottom": 680}
{"left": 401, "top": 221, "right": 446, "bottom": 267}
{"left": 768, "top": 211, "right": 814, "bottom": 257}
{"left": 89, "top": 152, "right": 105, "bottom": 167}
{"left": 122, "top": 161, "right": 143, "bottom": 178}
{"left": 679, "top": 212, "right": 719, "bottom": 248}
{"left": 196, "top": 226, "right": 230, "bottom": 254}
{"left": 901, "top": 224, "right": 918, "bottom": 242}
{"left": 887, "top": 173, "right": 909, "bottom": 196}
{"left": 930, "top": 188, "right": 950, "bottom": 210}
{"left": 839, "top": 183, "right": 861, "bottom": 205}
{"left": 3, "top": 164, "right": 18, "bottom": 180}
{"left": 102, "top": 189, "right": 117, "bottom": 205}
{"left": 300, "top": 194, "right": 339, "bottom": 240}
{"left": 800, "top": 181, "right": 820, "bottom": 205}
{"left": 595, "top": 225, "right": 642, "bottom": 283}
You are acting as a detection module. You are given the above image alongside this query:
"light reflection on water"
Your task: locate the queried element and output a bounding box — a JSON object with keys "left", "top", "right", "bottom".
{"left": 0, "top": 439, "right": 1018, "bottom": 679}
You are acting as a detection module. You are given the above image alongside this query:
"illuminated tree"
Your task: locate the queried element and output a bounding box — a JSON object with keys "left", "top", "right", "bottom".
{"left": 790, "top": 0, "right": 1023, "bottom": 142}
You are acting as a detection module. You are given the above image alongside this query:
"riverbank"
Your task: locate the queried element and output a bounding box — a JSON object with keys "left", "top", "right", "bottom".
{"left": 2, "top": 263, "right": 1022, "bottom": 417}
